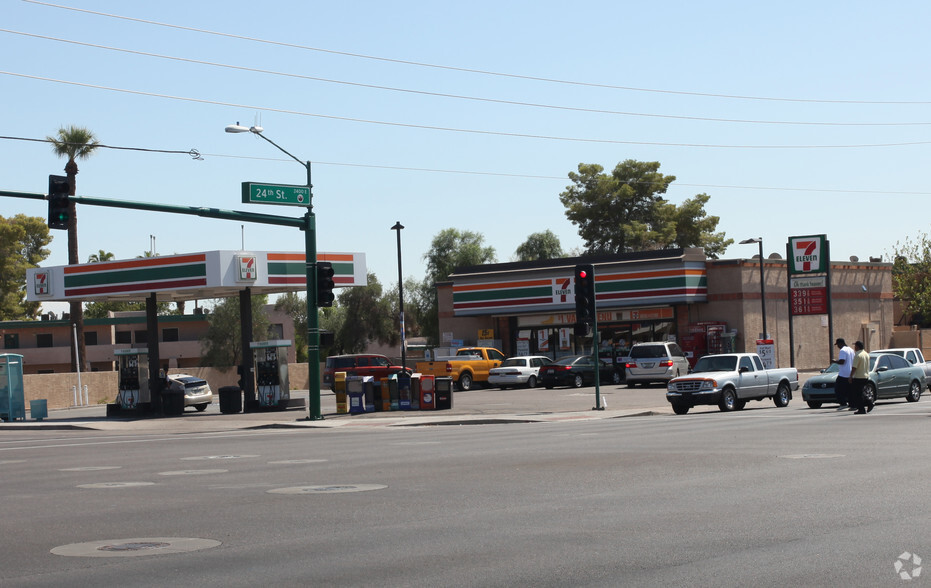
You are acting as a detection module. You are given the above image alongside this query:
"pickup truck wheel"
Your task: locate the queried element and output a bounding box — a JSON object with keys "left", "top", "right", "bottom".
{"left": 671, "top": 402, "right": 689, "bottom": 415}
{"left": 734, "top": 400, "right": 747, "bottom": 410}
{"left": 907, "top": 380, "right": 922, "bottom": 402}
{"left": 718, "top": 388, "right": 738, "bottom": 412}
{"left": 458, "top": 373, "right": 473, "bottom": 391}
{"left": 526, "top": 375, "right": 537, "bottom": 389}
{"left": 807, "top": 401, "right": 823, "bottom": 409}
{"left": 773, "top": 382, "right": 791, "bottom": 407}
{"left": 572, "top": 374, "right": 584, "bottom": 388}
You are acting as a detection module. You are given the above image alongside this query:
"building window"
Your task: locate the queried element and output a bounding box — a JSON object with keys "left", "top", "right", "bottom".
{"left": 162, "top": 328, "right": 179, "bottom": 342}
{"left": 115, "top": 331, "right": 132, "bottom": 344}
{"left": 85, "top": 331, "right": 98, "bottom": 346}
{"left": 3, "top": 333, "right": 18, "bottom": 349}
{"left": 36, "top": 333, "right": 53, "bottom": 348}
{"left": 134, "top": 330, "right": 148, "bottom": 344}
{"left": 269, "top": 323, "right": 284, "bottom": 340}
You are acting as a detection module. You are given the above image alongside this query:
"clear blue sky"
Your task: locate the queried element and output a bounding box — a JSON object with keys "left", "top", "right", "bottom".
{"left": 3, "top": 0, "right": 930, "bottom": 311}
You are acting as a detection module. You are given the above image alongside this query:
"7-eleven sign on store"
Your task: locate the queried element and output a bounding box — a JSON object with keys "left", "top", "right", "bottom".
{"left": 788, "top": 235, "right": 828, "bottom": 275}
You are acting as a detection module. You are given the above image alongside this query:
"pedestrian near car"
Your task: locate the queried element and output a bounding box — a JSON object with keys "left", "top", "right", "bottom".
{"left": 851, "top": 340, "right": 874, "bottom": 414}
{"left": 834, "top": 338, "right": 854, "bottom": 409}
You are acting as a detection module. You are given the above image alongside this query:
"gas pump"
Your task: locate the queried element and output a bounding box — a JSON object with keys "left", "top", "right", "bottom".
{"left": 114, "top": 348, "right": 149, "bottom": 411}
{"left": 250, "top": 340, "right": 291, "bottom": 409}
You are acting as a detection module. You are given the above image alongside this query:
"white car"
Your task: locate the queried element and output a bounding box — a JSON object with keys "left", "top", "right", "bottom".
{"left": 488, "top": 356, "right": 553, "bottom": 389}
{"left": 166, "top": 374, "right": 214, "bottom": 411}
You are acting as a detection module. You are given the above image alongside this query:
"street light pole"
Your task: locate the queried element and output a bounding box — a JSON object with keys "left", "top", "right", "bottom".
{"left": 226, "top": 124, "right": 323, "bottom": 420}
{"left": 739, "top": 237, "right": 767, "bottom": 340}
{"left": 391, "top": 222, "right": 406, "bottom": 369}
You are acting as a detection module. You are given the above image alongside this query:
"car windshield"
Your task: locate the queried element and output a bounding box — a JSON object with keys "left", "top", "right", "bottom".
{"left": 821, "top": 363, "right": 840, "bottom": 374}
{"left": 500, "top": 358, "right": 527, "bottom": 368}
{"left": 630, "top": 345, "right": 667, "bottom": 359}
{"left": 692, "top": 355, "right": 738, "bottom": 373}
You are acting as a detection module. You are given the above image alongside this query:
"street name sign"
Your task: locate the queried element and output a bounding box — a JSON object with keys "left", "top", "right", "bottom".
{"left": 242, "top": 182, "right": 310, "bottom": 206}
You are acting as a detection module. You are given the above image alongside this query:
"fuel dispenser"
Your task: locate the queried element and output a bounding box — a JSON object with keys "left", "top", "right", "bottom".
{"left": 250, "top": 340, "right": 291, "bottom": 409}
{"left": 0, "top": 353, "right": 25, "bottom": 422}
{"left": 114, "top": 348, "right": 149, "bottom": 411}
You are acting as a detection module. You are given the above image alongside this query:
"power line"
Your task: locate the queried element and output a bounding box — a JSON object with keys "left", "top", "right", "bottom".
{"left": 4, "top": 28, "right": 929, "bottom": 128}
{"left": 4, "top": 70, "right": 931, "bottom": 150}
{"left": 23, "top": 0, "right": 931, "bottom": 106}
{"left": 0, "top": 134, "right": 202, "bottom": 159}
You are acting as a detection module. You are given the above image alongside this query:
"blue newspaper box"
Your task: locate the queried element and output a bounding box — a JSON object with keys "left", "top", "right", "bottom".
{"left": 346, "top": 376, "right": 365, "bottom": 415}
{"left": 397, "top": 373, "right": 412, "bottom": 410}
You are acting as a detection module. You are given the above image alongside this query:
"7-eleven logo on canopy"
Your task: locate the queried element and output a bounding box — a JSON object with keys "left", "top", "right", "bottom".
{"left": 33, "top": 270, "right": 50, "bottom": 295}
{"left": 788, "top": 235, "right": 828, "bottom": 274}
{"left": 238, "top": 255, "right": 257, "bottom": 281}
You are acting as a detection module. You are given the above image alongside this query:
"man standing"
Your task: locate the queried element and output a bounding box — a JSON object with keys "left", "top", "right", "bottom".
{"left": 834, "top": 338, "right": 855, "bottom": 409}
{"left": 851, "top": 340, "right": 874, "bottom": 414}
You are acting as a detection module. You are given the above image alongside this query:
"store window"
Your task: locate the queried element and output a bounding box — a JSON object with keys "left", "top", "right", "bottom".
{"left": 115, "top": 331, "right": 131, "bottom": 344}
{"left": 36, "top": 333, "right": 53, "bottom": 348}
{"left": 3, "top": 333, "right": 18, "bottom": 349}
{"left": 84, "top": 331, "right": 98, "bottom": 346}
{"left": 162, "top": 328, "right": 179, "bottom": 342}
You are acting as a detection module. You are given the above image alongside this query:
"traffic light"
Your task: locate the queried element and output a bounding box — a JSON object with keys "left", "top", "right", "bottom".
{"left": 47, "top": 174, "right": 70, "bottom": 230}
{"left": 574, "top": 264, "right": 596, "bottom": 324}
{"left": 316, "top": 261, "right": 335, "bottom": 307}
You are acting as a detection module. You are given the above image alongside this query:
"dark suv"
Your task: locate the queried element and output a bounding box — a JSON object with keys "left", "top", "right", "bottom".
{"left": 322, "top": 354, "right": 407, "bottom": 390}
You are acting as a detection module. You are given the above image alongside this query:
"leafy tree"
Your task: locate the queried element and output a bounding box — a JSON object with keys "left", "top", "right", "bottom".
{"left": 87, "top": 249, "right": 113, "bottom": 263}
{"left": 200, "top": 295, "right": 272, "bottom": 368}
{"left": 892, "top": 232, "right": 931, "bottom": 327}
{"left": 559, "top": 160, "right": 730, "bottom": 258}
{"left": 335, "top": 273, "right": 397, "bottom": 354}
{"left": 515, "top": 230, "right": 564, "bottom": 261}
{"left": 274, "top": 292, "right": 309, "bottom": 362}
{"left": 47, "top": 125, "right": 99, "bottom": 372}
{"left": 0, "top": 215, "right": 52, "bottom": 320}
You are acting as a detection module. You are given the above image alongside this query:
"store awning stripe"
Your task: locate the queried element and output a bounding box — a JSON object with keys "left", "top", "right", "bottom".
{"left": 455, "top": 297, "right": 554, "bottom": 310}
{"left": 65, "top": 278, "right": 208, "bottom": 297}
{"left": 454, "top": 279, "right": 553, "bottom": 292}
{"left": 64, "top": 263, "right": 207, "bottom": 288}
{"left": 63, "top": 253, "right": 207, "bottom": 275}
{"left": 454, "top": 286, "right": 553, "bottom": 303}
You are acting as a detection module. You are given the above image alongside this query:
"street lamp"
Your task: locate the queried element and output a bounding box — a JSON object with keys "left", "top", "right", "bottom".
{"left": 739, "top": 237, "right": 767, "bottom": 340}
{"left": 226, "top": 123, "right": 324, "bottom": 420}
{"left": 391, "top": 222, "right": 406, "bottom": 369}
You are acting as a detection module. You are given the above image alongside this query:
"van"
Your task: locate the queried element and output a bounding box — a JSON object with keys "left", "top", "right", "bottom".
{"left": 625, "top": 342, "right": 689, "bottom": 387}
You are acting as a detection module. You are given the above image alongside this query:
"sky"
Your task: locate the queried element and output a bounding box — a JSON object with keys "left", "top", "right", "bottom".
{"left": 3, "top": 0, "right": 930, "bottom": 314}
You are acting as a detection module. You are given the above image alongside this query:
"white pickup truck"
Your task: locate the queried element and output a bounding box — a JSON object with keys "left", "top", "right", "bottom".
{"left": 873, "top": 348, "right": 931, "bottom": 391}
{"left": 665, "top": 352, "right": 799, "bottom": 415}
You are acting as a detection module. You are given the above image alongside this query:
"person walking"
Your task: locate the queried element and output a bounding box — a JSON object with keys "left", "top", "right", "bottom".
{"left": 851, "top": 340, "right": 874, "bottom": 414}
{"left": 834, "top": 338, "right": 855, "bottom": 409}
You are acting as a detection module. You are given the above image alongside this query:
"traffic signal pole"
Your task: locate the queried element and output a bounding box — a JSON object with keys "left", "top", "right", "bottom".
{"left": 574, "top": 264, "right": 602, "bottom": 410}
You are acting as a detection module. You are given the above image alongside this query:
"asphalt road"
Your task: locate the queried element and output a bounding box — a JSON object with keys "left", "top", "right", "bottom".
{"left": 1, "top": 387, "right": 930, "bottom": 587}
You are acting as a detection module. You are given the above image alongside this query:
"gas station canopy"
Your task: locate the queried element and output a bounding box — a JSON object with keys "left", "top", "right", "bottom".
{"left": 26, "top": 250, "right": 366, "bottom": 303}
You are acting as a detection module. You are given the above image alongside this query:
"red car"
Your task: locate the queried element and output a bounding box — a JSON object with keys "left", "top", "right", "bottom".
{"left": 322, "top": 354, "right": 407, "bottom": 390}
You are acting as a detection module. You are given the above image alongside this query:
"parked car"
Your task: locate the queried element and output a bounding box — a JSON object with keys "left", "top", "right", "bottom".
{"left": 873, "top": 347, "right": 931, "bottom": 390}
{"left": 802, "top": 353, "right": 925, "bottom": 408}
{"left": 625, "top": 342, "right": 690, "bottom": 387}
{"left": 539, "top": 355, "right": 621, "bottom": 389}
{"left": 165, "top": 374, "right": 213, "bottom": 411}
{"left": 322, "top": 354, "right": 407, "bottom": 391}
{"left": 488, "top": 356, "right": 553, "bottom": 389}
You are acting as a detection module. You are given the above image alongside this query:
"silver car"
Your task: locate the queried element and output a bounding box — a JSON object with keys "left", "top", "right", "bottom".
{"left": 625, "top": 342, "right": 690, "bottom": 387}
{"left": 166, "top": 374, "right": 214, "bottom": 411}
{"left": 488, "top": 356, "right": 553, "bottom": 389}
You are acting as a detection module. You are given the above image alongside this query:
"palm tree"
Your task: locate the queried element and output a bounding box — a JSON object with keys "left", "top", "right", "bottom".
{"left": 47, "top": 125, "right": 99, "bottom": 373}
{"left": 87, "top": 249, "right": 114, "bottom": 263}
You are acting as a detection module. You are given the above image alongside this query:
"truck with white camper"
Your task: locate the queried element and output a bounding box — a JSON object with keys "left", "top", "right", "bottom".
{"left": 665, "top": 352, "right": 799, "bottom": 415}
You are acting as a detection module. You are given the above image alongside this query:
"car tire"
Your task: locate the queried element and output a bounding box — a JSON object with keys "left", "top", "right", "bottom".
{"left": 734, "top": 400, "right": 747, "bottom": 410}
{"left": 862, "top": 382, "right": 877, "bottom": 405}
{"left": 194, "top": 403, "right": 208, "bottom": 412}
{"left": 458, "top": 373, "right": 473, "bottom": 392}
{"left": 544, "top": 384, "right": 554, "bottom": 390}
{"left": 807, "top": 401, "right": 823, "bottom": 409}
{"left": 526, "top": 375, "right": 537, "bottom": 389}
{"left": 671, "top": 402, "right": 689, "bottom": 415}
{"left": 906, "top": 380, "right": 922, "bottom": 402}
{"left": 719, "top": 388, "right": 738, "bottom": 412}
{"left": 773, "top": 382, "right": 791, "bottom": 407}
{"left": 572, "top": 374, "right": 584, "bottom": 388}
{"left": 611, "top": 371, "right": 621, "bottom": 385}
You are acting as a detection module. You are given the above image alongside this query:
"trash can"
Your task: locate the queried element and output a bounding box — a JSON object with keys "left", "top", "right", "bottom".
{"left": 334, "top": 371, "right": 348, "bottom": 414}
{"left": 347, "top": 376, "right": 365, "bottom": 414}
{"left": 398, "top": 373, "right": 412, "bottom": 410}
{"left": 219, "top": 386, "right": 243, "bottom": 414}
{"left": 30, "top": 399, "right": 48, "bottom": 421}
{"left": 162, "top": 389, "right": 184, "bottom": 416}
{"left": 419, "top": 374, "right": 435, "bottom": 410}
{"left": 435, "top": 376, "right": 453, "bottom": 410}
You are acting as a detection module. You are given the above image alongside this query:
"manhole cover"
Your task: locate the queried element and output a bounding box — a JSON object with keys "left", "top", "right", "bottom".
{"left": 779, "top": 454, "right": 845, "bottom": 459}
{"left": 60, "top": 466, "right": 121, "bottom": 472}
{"left": 267, "top": 484, "right": 387, "bottom": 495}
{"left": 52, "top": 537, "right": 221, "bottom": 558}
{"left": 181, "top": 455, "right": 258, "bottom": 461}
{"left": 158, "top": 469, "right": 228, "bottom": 476}
{"left": 77, "top": 482, "right": 155, "bottom": 489}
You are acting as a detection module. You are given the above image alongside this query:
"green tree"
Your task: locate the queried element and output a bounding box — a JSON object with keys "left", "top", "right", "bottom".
{"left": 559, "top": 160, "right": 730, "bottom": 258}
{"left": 892, "top": 232, "right": 931, "bottom": 327}
{"left": 200, "top": 295, "right": 272, "bottom": 368}
{"left": 47, "top": 125, "right": 99, "bottom": 372}
{"left": 335, "top": 273, "right": 397, "bottom": 354}
{"left": 515, "top": 230, "right": 564, "bottom": 262}
{"left": 0, "top": 215, "right": 53, "bottom": 320}
{"left": 87, "top": 249, "right": 114, "bottom": 263}
{"left": 274, "top": 292, "right": 309, "bottom": 362}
